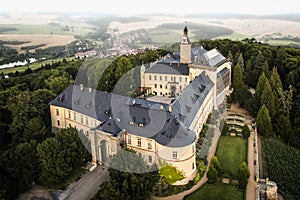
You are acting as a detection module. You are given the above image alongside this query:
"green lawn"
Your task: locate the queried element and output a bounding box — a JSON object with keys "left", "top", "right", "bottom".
{"left": 216, "top": 136, "right": 247, "bottom": 179}
{"left": 185, "top": 183, "right": 244, "bottom": 200}
{"left": 0, "top": 56, "right": 75, "bottom": 74}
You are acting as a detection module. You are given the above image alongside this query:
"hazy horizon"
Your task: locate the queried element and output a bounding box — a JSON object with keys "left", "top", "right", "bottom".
{"left": 0, "top": 0, "right": 298, "bottom": 16}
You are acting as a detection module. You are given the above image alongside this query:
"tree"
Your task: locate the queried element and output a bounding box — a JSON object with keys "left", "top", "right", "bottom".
{"left": 269, "top": 67, "right": 283, "bottom": 91}
{"left": 237, "top": 53, "right": 244, "bottom": 69}
{"left": 220, "top": 119, "right": 229, "bottom": 136}
{"left": 115, "top": 57, "right": 132, "bottom": 80}
{"left": 261, "top": 79, "right": 275, "bottom": 118}
{"left": 256, "top": 105, "right": 273, "bottom": 137}
{"left": 7, "top": 141, "right": 39, "bottom": 195}
{"left": 37, "top": 128, "right": 90, "bottom": 183}
{"left": 242, "top": 124, "right": 250, "bottom": 138}
{"left": 210, "top": 156, "right": 221, "bottom": 175}
{"left": 92, "top": 149, "right": 159, "bottom": 200}
{"left": 262, "top": 60, "right": 270, "bottom": 78}
{"left": 207, "top": 165, "right": 218, "bottom": 183}
{"left": 255, "top": 72, "right": 268, "bottom": 105}
{"left": 277, "top": 85, "right": 293, "bottom": 117}
{"left": 275, "top": 115, "right": 293, "bottom": 145}
{"left": 237, "top": 162, "right": 250, "bottom": 189}
{"left": 45, "top": 76, "right": 73, "bottom": 95}
{"left": 232, "top": 63, "right": 248, "bottom": 105}
{"left": 23, "top": 117, "right": 49, "bottom": 143}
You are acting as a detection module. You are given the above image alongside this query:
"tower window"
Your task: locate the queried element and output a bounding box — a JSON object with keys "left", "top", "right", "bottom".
{"left": 165, "top": 85, "right": 168, "bottom": 89}
{"left": 165, "top": 76, "right": 167, "bottom": 81}
{"left": 180, "top": 77, "right": 182, "bottom": 82}
{"left": 68, "top": 111, "right": 71, "bottom": 119}
{"left": 160, "top": 76, "right": 162, "bottom": 81}
{"left": 172, "top": 151, "right": 177, "bottom": 159}
{"left": 185, "top": 77, "right": 187, "bottom": 83}
{"left": 86, "top": 117, "right": 88, "bottom": 126}
{"left": 57, "top": 120, "right": 60, "bottom": 126}
{"left": 56, "top": 109, "right": 59, "bottom": 116}
{"left": 160, "top": 84, "right": 162, "bottom": 89}
{"left": 192, "top": 162, "right": 195, "bottom": 169}
{"left": 149, "top": 75, "right": 151, "bottom": 80}
{"left": 81, "top": 115, "right": 83, "bottom": 123}
{"left": 154, "top": 76, "right": 157, "bottom": 80}
{"left": 154, "top": 84, "right": 157, "bottom": 88}
{"left": 73, "top": 112, "right": 76, "bottom": 121}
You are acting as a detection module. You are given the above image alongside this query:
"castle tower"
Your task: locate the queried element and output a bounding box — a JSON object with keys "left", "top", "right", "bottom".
{"left": 180, "top": 26, "right": 191, "bottom": 64}
{"left": 140, "top": 62, "right": 146, "bottom": 91}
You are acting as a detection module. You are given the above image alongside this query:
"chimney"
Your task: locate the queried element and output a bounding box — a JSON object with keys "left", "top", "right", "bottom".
{"left": 160, "top": 105, "right": 164, "bottom": 110}
{"left": 88, "top": 87, "right": 92, "bottom": 93}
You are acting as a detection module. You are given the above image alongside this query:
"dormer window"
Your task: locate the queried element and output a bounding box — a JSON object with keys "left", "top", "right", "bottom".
{"left": 138, "top": 123, "right": 144, "bottom": 127}
{"left": 104, "top": 109, "right": 110, "bottom": 115}
{"left": 129, "top": 121, "right": 134, "bottom": 125}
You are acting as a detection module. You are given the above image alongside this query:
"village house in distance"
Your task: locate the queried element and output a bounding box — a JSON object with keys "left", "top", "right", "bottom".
{"left": 49, "top": 26, "right": 231, "bottom": 184}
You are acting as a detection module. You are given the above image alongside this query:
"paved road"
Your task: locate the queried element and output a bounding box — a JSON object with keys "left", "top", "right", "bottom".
{"left": 246, "top": 127, "right": 257, "bottom": 200}
{"left": 59, "top": 166, "right": 109, "bottom": 200}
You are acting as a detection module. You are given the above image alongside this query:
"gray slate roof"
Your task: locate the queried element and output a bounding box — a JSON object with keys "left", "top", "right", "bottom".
{"left": 171, "top": 72, "right": 214, "bottom": 127}
{"left": 145, "top": 62, "right": 189, "bottom": 75}
{"left": 49, "top": 85, "right": 196, "bottom": 147}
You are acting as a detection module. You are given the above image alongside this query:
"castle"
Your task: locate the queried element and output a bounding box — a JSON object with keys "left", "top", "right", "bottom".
{"left": 49, "top": 26, "right": 231, "bottom": 184}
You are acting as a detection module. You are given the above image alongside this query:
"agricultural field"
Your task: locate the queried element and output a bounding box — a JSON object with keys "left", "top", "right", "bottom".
{"left": 185, "top": 183, "right": 244, "bottom": 200}
{"left": 216, "top": 136, "right": 247, "bottom": 179}
{"left": 0, "top": 56, "right": 75, "bottom": 74}
{"left": 262, "top": 138, "right": 300, "bottom": 200}
{"left": 0, "top": 23, "right": 96, "bottom": 35}
{"left": 0, "top": 34, "right": 75, "bottom": 53}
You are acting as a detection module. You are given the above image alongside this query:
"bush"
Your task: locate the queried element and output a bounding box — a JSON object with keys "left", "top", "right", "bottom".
{"left": 242, "top": 124, "right": 250, "bottom": 138}
{"left": 207, "top": 165, "right": 218, "bottom": 183}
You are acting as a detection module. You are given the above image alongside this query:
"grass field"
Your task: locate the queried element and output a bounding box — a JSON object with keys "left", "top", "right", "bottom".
{"left": 185, "top": 183, "right": 244, "bottom": 200}
{"left": 216, "top": 136, "right": 247, "bottom": 179}
{"left": 214, "top": 32, "right": 250, "bottom": 40}
{"left": 0, "top": 57, "right": 75, "bottom": 74}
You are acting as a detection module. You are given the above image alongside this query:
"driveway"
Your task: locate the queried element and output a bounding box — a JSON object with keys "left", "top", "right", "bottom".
{"left": 59, "top": 166, "right": 109, "bottom": 200}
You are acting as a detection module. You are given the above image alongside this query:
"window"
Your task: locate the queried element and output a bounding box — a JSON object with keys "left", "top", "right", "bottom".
{"left": 180, "top": 85, "right": 182, "bottom": 90}
{"left": 128, "top": 135, "right": 131, "bottom": 144}
{"left": 154, "top": 76, "right": 157, "bottom": 80}
{"left": 154, "top": 84, "right": 157, "bottom": 88}
{"left": 149, "top": 75, "right": 151, "bottom": 80}
{"left": 56, "top": 109, "right": 59, "bottom": 116}
{"left": 86, "top": 117, "right": 88, "bottom": 126}
{"left": 192, "top": 162, "right": 195, "bottom": 169}
{"left": 57, "top": 120, "right": 60, "bottom": 126}
{"left": 165, "top": 76, "right": 167, "bottom": 81}
{"left": 160, "top": 84, "right": 162, "bottom": 89}
{"left": 148, "top": 141, "right": 152, "bottom": 149}
{"left": 160, "top": 76, "right": 162, "bottom": 81}
{"left": 137, "top": 138, "right": 141, "bottom": 147}
{"left": 180, "top": 77, "right": 182, "bottom": 82}
{"left": 171, "top": 77, "right": 173, "bottom": 81}
{"left": 174, "top": 77, "right": 176, "bottom": 82}
{"left": 73, "top": 112, "right": 76, "bottom": 121}
{"left": 85, "top": 131, "right": 89, "bottom": 136}
{"left": 148, "top": 155, "right": 152, "bottom": 163}
{"left": 192, "top": 145, "right": 195, "bottom": 153}
{"left": 185, "top": 77, "right": 187, "bottom": 83}
{"left": 68, "top": 111, "right": 71, "bottom": 119}
{"left": 165, "top": 85, "right": 168, "bottom": 89}
{"left": 160, "top": 92, "right": 162, "bottom": 95}
{"left": 172, "top": 151, "right": 177, "bottom": 159}
{"left": 81, "top": 115, "right": 83, "bottom": 123}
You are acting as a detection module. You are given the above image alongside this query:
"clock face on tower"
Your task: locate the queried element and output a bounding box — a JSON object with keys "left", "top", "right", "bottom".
{"left": 182, "top": 36, "right": 188, "bottom": 43}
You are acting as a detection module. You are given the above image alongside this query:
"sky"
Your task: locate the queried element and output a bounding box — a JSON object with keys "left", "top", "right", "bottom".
{"left": 0, "top": 0, "right": 298, "bottom": 16}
